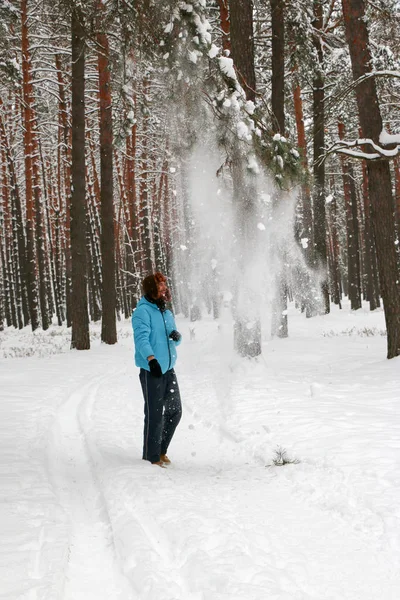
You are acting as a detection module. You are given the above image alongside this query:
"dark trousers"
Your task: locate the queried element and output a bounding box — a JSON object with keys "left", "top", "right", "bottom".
{"left": 139, "top": 368, "right": 182, "bottom": 463}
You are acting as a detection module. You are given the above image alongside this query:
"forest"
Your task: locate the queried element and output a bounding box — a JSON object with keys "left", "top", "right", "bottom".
{"left": 0, "top": 0, "right": 399, "bottom": 358}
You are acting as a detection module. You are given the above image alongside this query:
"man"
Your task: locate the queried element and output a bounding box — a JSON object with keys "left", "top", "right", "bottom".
{"left": 132, "top": 272, "right": 182, "bottom": 467}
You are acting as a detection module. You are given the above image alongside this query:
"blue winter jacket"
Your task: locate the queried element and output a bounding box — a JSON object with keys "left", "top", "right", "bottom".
{"left": 132, "top": 297, "right": 182, "bottom": 374}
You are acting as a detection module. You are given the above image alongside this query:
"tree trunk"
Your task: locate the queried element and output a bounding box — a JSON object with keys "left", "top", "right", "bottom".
{"left": 0, "top": 230, "right": 6, "bottom": 330}
{"left": 270, "top": 0, "right": 285, "bottom": 134}
{"left": 97, "top": 7, "right": 117, "bottom": 344}
{"left": 55, "top": 53, "right": 72, "bottom": 326}
{"left": 0, "top": 154, "right": 15, "bottom": 328}
{"left": 291, "top": 57, "right": 317, "bottom": 317}
{"left": 138, "top": 78, "right": 153, "bottom": 276}
{"left": 342, "top": 0, "right": 400, "bottom": 358}
{"left": 116, "top": 148, "right": 138, "bottom": 313}
{"left": 393, "top": 156, "right": 400, "bottom": 231}
{"left": 86, "top": 180, "right": 102, "bottom": 321}
{"left": 270, "top": 0, "right": 288, "bottom": 337}
{"left": 313, "top": 0, "right": 330, "bottom": 314}
{"left": 329, "top": 192, "right": 342, "bottom": 307}
{"left": 40, "top": 147, "right": 56, "bottom": 321}
{"left": 228, "top": 0, "right": 256, "bottom": 102}
{"left": 0, "top": 102, "right": 28, "bottom": 327}
{"left": 361, "top": 158, "right": 380, "bottom": 310}
{"left": 44, "top": 156, "right": 64, "bottom": 325}
{"left": 228, "top": 0, "right": 261, "bottom": 357}
{"left": 33, "top": 143, "right": 51, "bottom": 330}
{"left": 124, "top": 117, "right": 142, "bottom": 300}
{"left": 292, "top": 76, "right": 313, "bottom": 261}
{"left": 338, "top": 119, "right": 362, "bottom": 310}
{"left": 217, "top": 0, "right": 231, "bottom": 53}
{"left": 153, "top": 158, "right": 167, "bottom": 274}
{"left": 21, "top": 0, "right": 40, "bottom": 331}
{"left": 70, "top": 7, "right": 90, "bottom": 350}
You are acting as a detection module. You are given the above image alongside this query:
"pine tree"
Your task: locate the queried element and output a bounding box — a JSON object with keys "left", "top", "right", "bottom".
{"left": 97, "top": 0, "right": 117, "bottom": 344}
{"left": 70, "top": 4, "right": 90, "bottom": 349}
{"left": 341, "top": 0, "right": 400, "bottom": 358}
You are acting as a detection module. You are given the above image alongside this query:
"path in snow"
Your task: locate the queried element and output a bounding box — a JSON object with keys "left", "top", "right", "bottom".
{"left": 47, "top": 374, "right": 134, "bottom": 600}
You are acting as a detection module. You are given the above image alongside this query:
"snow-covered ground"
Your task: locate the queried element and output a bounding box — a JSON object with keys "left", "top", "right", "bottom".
{"left": 1, "top": 301, "right": 400, "bottom": 600}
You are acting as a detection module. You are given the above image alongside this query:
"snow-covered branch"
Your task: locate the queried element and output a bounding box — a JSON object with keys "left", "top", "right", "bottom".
{"left": 325, "top": 135, "right": 400, "bottom": 162}
{"left": 327, "top": 69, "right": 400, "bottom": 111}
{"left": 161, "top": 0, "right": 301, "bottom": 187}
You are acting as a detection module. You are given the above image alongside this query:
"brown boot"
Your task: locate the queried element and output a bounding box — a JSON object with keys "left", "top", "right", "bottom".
{"left": 160, "top": 454, "right": 171, "bottom": 464}
{"left": 151, "top": 460, "right": 166, "bottom": 468}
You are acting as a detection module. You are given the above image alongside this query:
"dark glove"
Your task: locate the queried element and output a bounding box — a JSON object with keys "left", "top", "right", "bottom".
{"left": 148, "top": 358, "right": 162, "bottom": 378}
{"left": 169, "top": 330, "right": 181, "bottom": 342}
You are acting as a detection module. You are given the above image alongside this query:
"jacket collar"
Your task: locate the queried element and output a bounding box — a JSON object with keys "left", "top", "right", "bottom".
{"left": 144, "top": 294, "right": 166, "bottom": 312}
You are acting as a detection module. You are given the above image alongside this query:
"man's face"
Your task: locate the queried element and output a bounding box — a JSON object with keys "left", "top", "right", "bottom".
{"left": 156, "top": 280, "right": 167, "bottom": 299}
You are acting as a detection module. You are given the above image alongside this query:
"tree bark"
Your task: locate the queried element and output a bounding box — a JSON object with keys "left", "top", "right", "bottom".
{"left": 228, "top": 0, "right": 256, "bottom": 102}
{"left": 33, "top": 144, "right": 51, "bottom": 330}
{"left": 342, "top": 0, "right": 400, "bottom": 358}
{"left": 0, "top": 101, "right": 28, "bottom": 327}
{"left": 126, "top": 118, "right": 137, "bottom": 239}
{"left": 328, "top": 190, "right": 342, "bottom": 307}
{"left": 291, "top": 57, "right": 315, "bottom": 319}
{"left": 70, "top": 7, "right": 90, "bottom": 350}
{"left": 393, "top": 156, "right": 400, "bottom": 230}
{"left": 270, "top": 0, "right": 288, "bottom": 337}
{"left": 153, "top": 156, "right": 167, "bottom": 274}
{"left": 45, "top": 156, "right": 64, "bottom": 326}
{"left": 217, "top": 0, "right": 231, "bottom": 53}
{"left": 292, "top": 77, "right": 313, "bottom": 260}
{"left": 270, "top": 0, "right": 285, "bottom": 134}
{"left": 86, "top": 179, "right": 102, "bottom": 321}
{"left": 361, "top": 158, "right": 380, "bottom": 310}
{"left": 0, "top": 152, "right": 15, "bottom": 328}
{"left": 97, "top": 7, "right": 117, "bottom": 344}
{"left": 138, "top": 78, "right": 153, "bottom": 276}
{"left": 21, "top": 0, "right": 40, "bottom": 331}
{"left": 338, "top": 119, "right": 361, "bottom": 310}
{"left": 228, "top": 0, "right": 261, "bottom": 357}
{"left": 312, "top": 0, "right": 330, "bottom": 314}
{"left": 55, "top": 53, "right": 72, "bottom": 326}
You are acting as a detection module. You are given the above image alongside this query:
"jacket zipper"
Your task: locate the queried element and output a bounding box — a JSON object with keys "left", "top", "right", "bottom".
{"left": 161, "top": 311, "right": 172, "bottom": 371}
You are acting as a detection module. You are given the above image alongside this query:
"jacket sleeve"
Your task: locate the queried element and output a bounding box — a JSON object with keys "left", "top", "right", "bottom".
{"left": 169, "top": 311, "right": 182, "bottom": 346}
{"left": 132, "top": 307, "right": 154, "bottom": 360}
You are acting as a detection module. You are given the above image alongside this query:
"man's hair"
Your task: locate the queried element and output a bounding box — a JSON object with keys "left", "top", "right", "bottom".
{"left": 142, "top": 272, "right": 169, "bottom": 300}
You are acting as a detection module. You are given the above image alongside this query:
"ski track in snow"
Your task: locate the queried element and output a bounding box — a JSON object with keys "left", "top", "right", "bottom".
{"left": 47, "top": 374, "right": 134, "bottom": 600}
{"left": 77, "top": 366, "right": 204, "bottom": 600}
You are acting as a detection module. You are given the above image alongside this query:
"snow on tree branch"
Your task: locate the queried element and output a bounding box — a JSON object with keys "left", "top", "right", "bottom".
{"left": 326, "top": 135, "right": 400, "bottom": 161}
{"left": 327, "top": 69, "right": 400, "bottom": 112}
{"left": 160, "top": 0, "right": 301, "bottom": 188}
